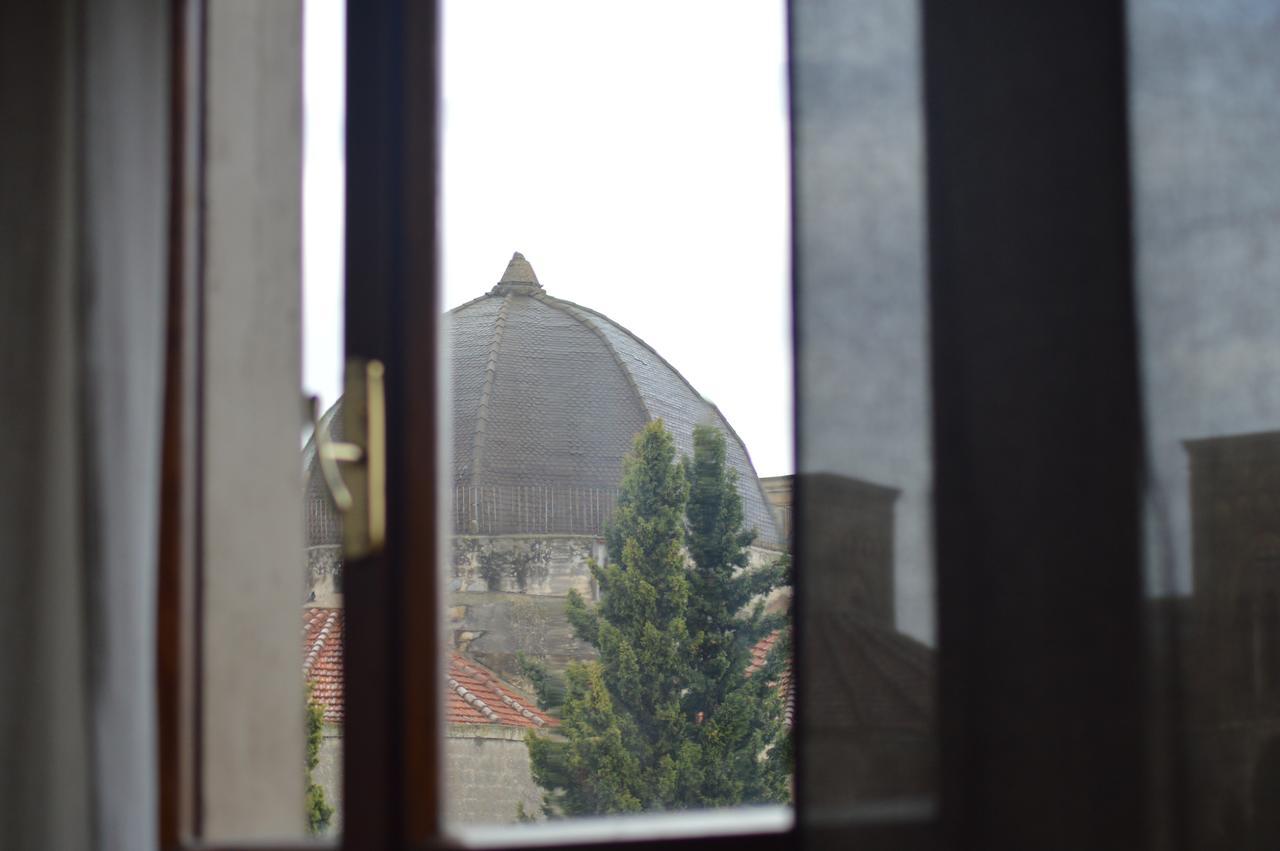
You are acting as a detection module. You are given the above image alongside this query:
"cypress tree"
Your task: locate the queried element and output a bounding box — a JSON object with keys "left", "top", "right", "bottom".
{"left": 527, "top": 420, "right": 790, "bottom": 816}
{"left": 682, "top": 424, "right": 790, "bottom": 806}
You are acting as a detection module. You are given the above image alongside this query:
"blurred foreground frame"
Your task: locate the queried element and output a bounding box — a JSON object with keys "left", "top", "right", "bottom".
{"left": 154, "top": 2, "right": 1150, "bottom": 851}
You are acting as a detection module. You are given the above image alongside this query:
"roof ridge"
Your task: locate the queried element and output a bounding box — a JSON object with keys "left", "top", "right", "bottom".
{"left": 531, "top": 293, "right": 652, "bottom": 427}
{"left": 542, "top": 295, "right": 784, "bottom": 548}
{"left": 468, "top": 294, "right": 513, "bottom": 530}
{"left": 303, "top": 609, "right": 339, "bottom": 676}
{"left": 447, "top": 675, "right": 501, "bottom": 722}
{"left": 447, "top": 652, "right": 553, "bottom": 727}
{"left": 450, "top": 653, "right": 546, "bottom": 709}
{"left": 447, "top": 291, "right": 501, "bottom": 315}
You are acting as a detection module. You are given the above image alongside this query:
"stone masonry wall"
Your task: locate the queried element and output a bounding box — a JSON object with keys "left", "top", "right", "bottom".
{"left": 445, "top": 724, "right": 549, "bottom": 825}
{"left": 313, "top": 724, "right": 343, "bottom": 837}
{"left": 447, "top": 534, "right": 786, "bottom": 683}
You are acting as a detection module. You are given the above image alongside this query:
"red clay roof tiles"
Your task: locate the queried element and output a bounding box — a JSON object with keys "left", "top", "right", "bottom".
{"left": 303, "top": 607, "right": 344, "bottom": 723}
{"left": 747, "top": 629, "right": 795, "bottom": 726}
{"left": 302, "top": 607, "right": 555, "bottom": 730}
{"left": 445, "top": 654, "right": 555, "bottom": 729}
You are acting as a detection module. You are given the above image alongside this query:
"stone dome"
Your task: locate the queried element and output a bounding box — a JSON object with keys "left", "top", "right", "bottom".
{"left": 306, "top": 252, "right": 783, "bottom": 550}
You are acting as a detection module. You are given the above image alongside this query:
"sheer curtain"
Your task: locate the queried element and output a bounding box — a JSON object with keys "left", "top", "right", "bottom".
{"left": 0, "top": 1, "right": 168, "bottom": 849}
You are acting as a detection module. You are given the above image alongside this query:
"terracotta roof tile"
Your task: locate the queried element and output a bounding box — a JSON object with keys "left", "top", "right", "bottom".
{"left": 303, "top": 607, "right": 344, "bottom": 723}
{"left": 748, "top": 630, "right": 794, "bottom": 726}
{"left": 302, "top": 608, "right": 556, "bottom": 730}
{"left": 445, "top": 654, "right": 556, "bottom": 729}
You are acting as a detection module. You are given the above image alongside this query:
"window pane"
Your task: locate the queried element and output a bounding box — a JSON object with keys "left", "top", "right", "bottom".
{"left": 1129, "top": 2, "right": 1280, "bottom": 848}
{"left": 300, "top": 0, "right": 346, "bottom": 839}
{"left": 791, "top": 0, "right": 937, "bottom": 823}
{"left": 436, "top": 0, "right": 794, "bottom": 834}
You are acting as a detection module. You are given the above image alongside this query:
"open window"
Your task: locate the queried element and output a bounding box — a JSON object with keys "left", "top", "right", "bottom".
{"left": 156, "top": 1, "right": 1280, "bottom": 850}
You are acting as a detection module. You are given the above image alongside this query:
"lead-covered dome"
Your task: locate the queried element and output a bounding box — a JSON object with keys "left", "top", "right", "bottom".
{"left": 308, "top": 253, "right": 783, "bottom": 549}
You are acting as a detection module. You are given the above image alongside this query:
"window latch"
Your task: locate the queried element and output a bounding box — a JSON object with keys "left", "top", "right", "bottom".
{"left": 309, "top": 358, "right": 387, "bottom": 558}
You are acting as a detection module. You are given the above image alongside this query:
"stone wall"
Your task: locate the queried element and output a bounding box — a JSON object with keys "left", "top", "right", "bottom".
{"left": 451, "top": 534, "right": 604, "bottom": 597}
{"left": 446, "top": 534, "right": 787, "bottom": 683}
{"left": 313, "top": 724, "right": 343, "bottom": 837}
{"left": 307, "top": 544, "right": 343, "bottom": 606}
{"left": 449, "top": 534, "right": 602, "bottom": 682}
{"left": 445, "top": 724, "right": 548, "bottom": 825}
{"left": 313, "top": 724, "right": 549, "bottom": 830}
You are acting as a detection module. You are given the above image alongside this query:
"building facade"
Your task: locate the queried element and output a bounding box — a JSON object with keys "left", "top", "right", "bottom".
{"left": 302, "top": 254, "right": 787, "bottom": 825}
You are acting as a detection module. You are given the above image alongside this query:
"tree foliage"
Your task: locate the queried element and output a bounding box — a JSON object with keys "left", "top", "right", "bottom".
{"left": 306, "top": 683, "right": 335, "bottom": 835}
{"left": 527, "top": 420, "right": 790, "bottom": 816}
{"left": 517, "top": 651, "right": 566, "bottom": 710}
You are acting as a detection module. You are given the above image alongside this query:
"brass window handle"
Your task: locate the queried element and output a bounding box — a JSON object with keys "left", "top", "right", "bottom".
{"left": 363, "top": 360, "right": 386, "bottom": 555}
{"left": 312, "top": 405, "right": 361, "bottom": 514}
{"left": 309, "top": 359, "right": 386, "bottom": 557}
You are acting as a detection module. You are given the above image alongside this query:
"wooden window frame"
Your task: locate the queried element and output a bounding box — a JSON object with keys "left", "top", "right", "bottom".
{"left": 158, "top": 1, "right": 1146, "bottom": 849}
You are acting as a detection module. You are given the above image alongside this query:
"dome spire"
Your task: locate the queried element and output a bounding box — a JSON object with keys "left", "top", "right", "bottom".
{"left": 492, "top": 251, "right": 543, "bottom": 295}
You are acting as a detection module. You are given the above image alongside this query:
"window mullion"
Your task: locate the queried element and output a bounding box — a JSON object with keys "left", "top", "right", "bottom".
{"left": 924, "top": 2, "right": 1145, "bottom": 849}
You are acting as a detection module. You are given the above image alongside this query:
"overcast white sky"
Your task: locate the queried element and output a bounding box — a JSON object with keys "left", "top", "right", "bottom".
{"left": 304, "top": 0, "right": 793, "bottom": 477}
{"left": 303, "top": 0, "right": 1280, "bottom": 649}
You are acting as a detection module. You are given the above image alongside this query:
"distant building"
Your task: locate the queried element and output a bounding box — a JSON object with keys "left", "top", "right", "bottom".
{"left": 302, "top": 255, "right": 940, "bottom": 824}
{"left": 759, "top": 475, "right": 794, "bottom": 545}
{"left": 1156, "top": 431, "right": 1280, "bottom": 850}
{"left": 772, "top": 473, "right": 934, "bottom": 807}
{"left": 303, "top": 253, "right": 785, "bottom": 825}
{"left": 303, "top": 607, "right": 557, "bottom": 831}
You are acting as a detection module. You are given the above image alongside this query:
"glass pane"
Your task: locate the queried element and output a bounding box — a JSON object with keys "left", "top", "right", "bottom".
{"left": 437, "top": 0, "right": 793, "bottom": 835}
{"left": 1129, "top": 2, "right": 1280, "bottom": 848}
{"left": 791, "top": 0, "right": 937, "bottom": 824}
{"left": 300, "top": 0, "right": 346, "bottom": 839}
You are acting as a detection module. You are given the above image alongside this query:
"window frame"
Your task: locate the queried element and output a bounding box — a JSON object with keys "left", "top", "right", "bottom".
{"left": 922, "top": 3, "right": 1145, "bottom": 848}
{"left": 157, "top": 1, "right": 1148, "bottom": 849}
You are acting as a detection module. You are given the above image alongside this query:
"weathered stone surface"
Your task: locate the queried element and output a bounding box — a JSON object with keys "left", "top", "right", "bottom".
{"left": 307, "top": 544, "right": 342, "bottom": 605}
{"left": 313, "top": 725, "right": 343, "bottom": 836}
{"left": 451, "top": 534, "right": 603, "bottom": 596}
{"left": 314, "top": 722, "right": 551, "bottom": 828}
{"left": 444, "top": 724, "right": 552, "bottom": 825}
{"left": 450, "top": 591, "right": 598, "bottom": 684}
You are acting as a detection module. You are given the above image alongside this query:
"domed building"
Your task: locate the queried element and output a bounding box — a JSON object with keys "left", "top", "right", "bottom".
{"left": 301, "top": 254, "right": 942, "bottom": 828}
{"left": 306, "top": 252, "right": 785, "bottom": 679}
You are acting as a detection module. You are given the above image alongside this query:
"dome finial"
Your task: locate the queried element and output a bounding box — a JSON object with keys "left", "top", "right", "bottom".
{"left": 493, "top": 251, "right": 542, "bottom": 294}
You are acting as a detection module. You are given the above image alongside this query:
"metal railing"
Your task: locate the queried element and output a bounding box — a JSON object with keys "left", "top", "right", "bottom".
{"left": 452, "top": 484, "right": 620, "bottom": 536}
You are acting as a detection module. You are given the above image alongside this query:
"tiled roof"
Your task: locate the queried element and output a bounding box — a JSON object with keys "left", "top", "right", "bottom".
{"left": 746, "top": 629, "right": 784, "bottom": 678}
{"left": 302, "top": 607, "right": 556, "bottom": 730}
{"left": 748, "top": 630, "right": 795, "bottom": 726}
{"left": 304, "top": 607, "right": 344, "bottom": 723}
{"left": 446, "top": 654, "right": 556, "bottom": 729}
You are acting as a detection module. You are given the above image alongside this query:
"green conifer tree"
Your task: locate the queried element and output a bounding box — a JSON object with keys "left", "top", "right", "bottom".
{"left": 682, "top": 424, "right": 790, "bottom": 805}
{"left": 527, "top": 420, "right": 790, "bottom": 816}
{"left": 306, "top": 683, "right": 335, "bottom": 835}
